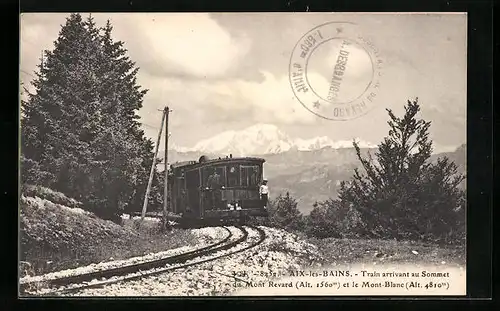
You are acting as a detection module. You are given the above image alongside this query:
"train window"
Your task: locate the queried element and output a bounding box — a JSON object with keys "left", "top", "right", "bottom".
{"left": 227, "top": 165, "right": 239, "bottom": 187}
{"left": 202, "top": 166, "right": 226, "bottom": 188}
{"left": 185, "top": 170, "right": 199, "bottom": 189}
{"left": 240, "top": 165, "right": 260, "bottom": 187}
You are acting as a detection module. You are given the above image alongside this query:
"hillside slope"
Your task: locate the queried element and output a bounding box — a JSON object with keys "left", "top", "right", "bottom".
{"left": 20, "top": 185, "right": 196, "bottom": 275}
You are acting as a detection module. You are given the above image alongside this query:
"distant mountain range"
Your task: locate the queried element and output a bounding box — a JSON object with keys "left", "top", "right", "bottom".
{"left": 268, "top": 143, "right": 466, "bottom": 214}
{"left": 167, "top": 123, "right": 378, "bottom": 155}
{"left": 154, "top": 124, "right": 466, "bottom": 215}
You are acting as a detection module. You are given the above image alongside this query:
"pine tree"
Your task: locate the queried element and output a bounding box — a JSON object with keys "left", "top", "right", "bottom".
{"left": 21, "top": 13, "right": 94, "bottom": 190}
{"left": 338, "top": 98, "right": 465, "bottom": 243}
{"left": 21, "top": 13, "right": 161, "bottom": 222}
{"left": 97, "top": 18, "right": 163, "bottom": 216}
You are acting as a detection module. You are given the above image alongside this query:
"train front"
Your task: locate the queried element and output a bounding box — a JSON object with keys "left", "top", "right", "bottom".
{"left": 202, "top": 157, "right": 269, "bottom": 220}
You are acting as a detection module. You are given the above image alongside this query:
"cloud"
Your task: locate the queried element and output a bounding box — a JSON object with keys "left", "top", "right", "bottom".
{"left": 20, "top": 13, "right": 252, "bottom": 83}
{"left": 307, "top": 40, "right": 375, "bottom": 104}
{"left": 98, "top": 13, "right": 252, "bottom": 79}
{"left": 20, "top": 14, "right": 69, "bottom": 96}
{"left": 208, "top": 71, "right": 324, "bottom": 124}
{"left": 19, "top": 13, "right": 467, "bottom": 148}
{"left": 137, "top": 70, "right": 318, "bottom": 130}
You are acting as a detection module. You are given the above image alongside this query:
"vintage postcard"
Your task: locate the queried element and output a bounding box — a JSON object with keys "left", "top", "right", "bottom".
{"left": 19, "top": 12, "right": 467, "bottom": 297}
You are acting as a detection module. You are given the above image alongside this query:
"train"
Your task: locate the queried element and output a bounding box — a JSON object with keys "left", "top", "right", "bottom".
{"left": 166, "top": 154, "right": 269, "bottom": 226}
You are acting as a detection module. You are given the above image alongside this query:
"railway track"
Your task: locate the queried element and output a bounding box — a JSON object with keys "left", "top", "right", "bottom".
{"left": 21, "top": 225, "right": 266, "bottom": 296}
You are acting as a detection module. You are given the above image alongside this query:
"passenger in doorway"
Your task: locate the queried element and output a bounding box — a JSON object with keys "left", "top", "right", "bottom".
{"left": 251, "top": 167, "right": 259, "bottom": 186}
{"left": 207, "top": 168, "right": 222, "bottom": 209}
{"left": 207, "top": 168, "right": 221, "bottom": 189}
{"left": 259, "top": 179, "right": 269, "bottom": 209}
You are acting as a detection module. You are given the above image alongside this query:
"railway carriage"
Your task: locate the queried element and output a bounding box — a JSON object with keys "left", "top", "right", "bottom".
{"left": 168, "top": 154, "right": 269, "bottom": 225}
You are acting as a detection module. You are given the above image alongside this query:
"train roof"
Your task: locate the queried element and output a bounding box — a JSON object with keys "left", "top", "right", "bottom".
{"left": 170, "top": 160, "right": 198, "bottom": 169}
{"left": 170, "top": 156, "right": 265, "bottom": 170}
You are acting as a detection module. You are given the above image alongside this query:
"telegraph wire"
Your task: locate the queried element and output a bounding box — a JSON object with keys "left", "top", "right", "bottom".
{"left": 21, "top": 38, "right": 39, "bottom": 47}
{"left": 19, "top": 70, "right": 163, "bottom": 131}
{"left": 20, "top": 40, "right": 168, "bottom": 143}
{"left": 20, "top": 69, "right": 36, "bottom": 78}
{"left": 139, "top": 122, "right": 162, "bottom": 130}
{"left": 21, "top": 57, "right": 165, "bottom": 133}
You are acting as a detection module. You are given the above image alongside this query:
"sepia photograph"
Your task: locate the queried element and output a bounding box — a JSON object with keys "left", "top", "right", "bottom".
{"left": 19, "top": 12, "right": 467, "bottom": 297}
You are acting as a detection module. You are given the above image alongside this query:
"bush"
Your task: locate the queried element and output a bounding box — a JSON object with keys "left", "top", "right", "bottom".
{"left": 304, "top": 200, "right": 364, "bottom": 239}
{"left": 265, "top": 192, "right": 305, "bottom": 233}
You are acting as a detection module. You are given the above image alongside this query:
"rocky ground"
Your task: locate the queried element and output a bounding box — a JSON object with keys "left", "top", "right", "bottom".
{"left": 19, "top": 185, "right": 466, "bottom": 297}
{"left": 308, "top": 236, "right": 466, "bottom": 268}
{"left": 20, "top": 227, "right": 229, "bottom": 287}
{"left": 35, "top": 226, "right": 322, "bottom": 297}
{"left": 28, "top": 225, "right": 465, "bottom": 297}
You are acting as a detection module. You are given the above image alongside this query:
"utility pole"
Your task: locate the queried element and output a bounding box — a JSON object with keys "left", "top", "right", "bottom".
{"left": 141, "top": 111, "right": 166, "bottom": 221}
{"left": 163, "top": 106, "right": 171, "bottom": 230}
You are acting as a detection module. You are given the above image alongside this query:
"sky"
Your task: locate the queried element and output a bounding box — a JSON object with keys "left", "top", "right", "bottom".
{"left": 20, "top": 13, "right": 467, "bottom": 152}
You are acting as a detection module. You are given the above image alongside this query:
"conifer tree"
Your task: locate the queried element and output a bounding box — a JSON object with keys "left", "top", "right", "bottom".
{"left": 21, "top": 13, "right": 162, "bottom": 221}
{"left": 97, "top": 18, "right": 163, "bottom": 215}
{"left": 338, "top": 98, "right": 465, "bottom": 243}
{"left": 21, "top": 14, "right": 93, "bottom": 191}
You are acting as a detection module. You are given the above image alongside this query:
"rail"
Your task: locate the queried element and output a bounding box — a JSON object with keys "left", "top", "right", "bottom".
{"left": 22, "top": 226, "right": 266, "bottom": 296}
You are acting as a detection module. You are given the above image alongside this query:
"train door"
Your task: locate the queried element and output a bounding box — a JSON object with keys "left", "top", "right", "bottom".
{"left": 173, "top": 173, "right": 185, "bottom": 214}
{"left": 240, "top": 164, "right": 261, "bottom": 187}
{"left": 240, "top": 164, "right": 262, "bottom": 209}
{"left": 201, "top": 165, "right": 227, "bottom": 213}
{"left": 185, "top": 168, "right": 201, "bottom": 218}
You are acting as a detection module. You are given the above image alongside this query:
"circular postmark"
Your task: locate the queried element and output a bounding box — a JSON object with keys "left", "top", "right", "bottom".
{"left": 289, "top": 22, "right": 383, "bottom": 121}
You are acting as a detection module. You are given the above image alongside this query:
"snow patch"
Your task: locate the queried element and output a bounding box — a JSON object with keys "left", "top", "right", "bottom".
{"left": 42, "top": 226, "right": 323, "bottom": 296}
{"left": 21, "top": 195, "right": 94, "bottom": 216}
{"left": 130, "top": 216, "right": 161, "bottom": 222}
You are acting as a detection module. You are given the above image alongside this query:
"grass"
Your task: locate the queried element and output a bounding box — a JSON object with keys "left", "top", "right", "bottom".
{"left": 306, "top": 236, "right": 466, "bottom": 267}
{"left": 19, "top": 186, "right": 197, "bottom": 276}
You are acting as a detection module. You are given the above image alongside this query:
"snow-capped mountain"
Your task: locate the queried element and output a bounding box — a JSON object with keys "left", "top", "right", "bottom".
{"left": 191, "top": 124, "right": 295, "bottom": 155}
{"left": 295, "top": 136, "right": 378, "bottom": 151}
{"left": 168, "top": 142, "right": 194, "bottom": 153}
{"left": 169, "top": 123, "right": 377, "bottom": 156}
